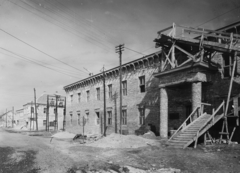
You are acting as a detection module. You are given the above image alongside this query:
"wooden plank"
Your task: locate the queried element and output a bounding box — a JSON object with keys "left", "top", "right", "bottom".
{"left": 157, "top": 26, "right": 173, "bottom": 34}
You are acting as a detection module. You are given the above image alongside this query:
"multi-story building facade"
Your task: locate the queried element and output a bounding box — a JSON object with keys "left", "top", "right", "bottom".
{"left": 64, "top": 21, "right": 240, "bottom": 141}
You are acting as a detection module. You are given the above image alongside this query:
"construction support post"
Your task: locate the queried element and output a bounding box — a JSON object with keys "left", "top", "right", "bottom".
{"left": 192, "top": 82, "right": 202, "bottom": 120}
{"left": 115, "top": 44, "right": 124, "bottom": 134}
{"left": 34, "top": 88, "right": 38, "bottom": 131}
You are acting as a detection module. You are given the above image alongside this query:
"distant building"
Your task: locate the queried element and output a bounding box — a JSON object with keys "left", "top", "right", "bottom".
{"left": 21, "top": 93, "right": 65, "bottom": 131}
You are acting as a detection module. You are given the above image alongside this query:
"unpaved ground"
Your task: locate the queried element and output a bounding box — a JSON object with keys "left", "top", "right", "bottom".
{"left": 1, "top": 128, "right": 240, "bottom": 173}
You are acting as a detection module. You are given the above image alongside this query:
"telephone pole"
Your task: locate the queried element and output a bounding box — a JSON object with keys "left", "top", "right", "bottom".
{"left": 115, "top": 44, "right": 124, "bottom": 134}
{"left": 34, "top": 88, "right": 38, "bottom": 131}
{"left": 102, "top": 66, "right": 106, "bottom": 136}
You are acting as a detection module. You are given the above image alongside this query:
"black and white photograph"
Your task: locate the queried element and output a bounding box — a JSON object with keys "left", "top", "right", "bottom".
{"left": 0, "top": 0, "right": 240, "bottom": 172}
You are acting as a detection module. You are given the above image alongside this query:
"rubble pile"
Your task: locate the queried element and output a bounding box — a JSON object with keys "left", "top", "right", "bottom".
{"left": 86, "top": 133, "right": 159, "bottom": 148}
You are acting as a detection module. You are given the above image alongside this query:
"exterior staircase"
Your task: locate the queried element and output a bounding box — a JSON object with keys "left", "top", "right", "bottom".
{"left": 167, "top": 101, "right": 225, "bottom": 149}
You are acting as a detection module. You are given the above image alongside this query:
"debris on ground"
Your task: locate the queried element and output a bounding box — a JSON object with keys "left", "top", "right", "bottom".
{"left": 86, "top": 133, "right": 159, "bottom": 148}
{"left": 51, "top": 131, "right": 76, "bottom": 139}
{"left": 142, "top": 131, "right": 156, "bottom": 140}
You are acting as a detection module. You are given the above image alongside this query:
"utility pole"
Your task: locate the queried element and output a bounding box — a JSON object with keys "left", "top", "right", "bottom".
{"left": 55, "top": 94, "right": 58, "bottom": 131}
{"left": 102, "top": 66, "right": 106, "bottom": 136}
{"left": 46, "top": 95, "right": 49, "bottom": 131}
{"left": 115, "top": 44, "right": 124, "bottom": 134}
{"left": 34, "top": 88, "right": 38, "bottom": 131}
{"left": 12, "top": 107, "right": 14, "bottom": 128}
{"left": 30, "top": 101, "right": 33, "bottom": 131}
{"left": 63, "top": 96, "right": 66, "bottom": 131}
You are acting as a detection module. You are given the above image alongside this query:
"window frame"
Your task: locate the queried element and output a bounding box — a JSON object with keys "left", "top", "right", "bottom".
{"left": 122, "top": 109, "right": 127, "bottom": 125}
{"left": 108, "top": 84, "right": 112, "bottom": 99}
{"left": 139, "top": 76, "right": 146, "bottom": 93}
{"left": 78, "top": 93, "right": 81, "bottom": 103}
{"left": 139, "top": 108, "right": 145, "bottom": 125}
{"left": 122, "top": 80, "right": 127, "bottom": 96}
{"left": 96, "top": 87, "right": 100, "bottom": 100}
{"left": 86, "top": 90, "right": 90, "bottom": 102}
{"left": 107, "top": 110, "right": 112, "bottom": 125}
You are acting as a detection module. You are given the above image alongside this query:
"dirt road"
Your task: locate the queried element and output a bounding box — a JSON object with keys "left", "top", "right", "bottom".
{"left": 1, "top": 128, "right": 240, "bottom": 173}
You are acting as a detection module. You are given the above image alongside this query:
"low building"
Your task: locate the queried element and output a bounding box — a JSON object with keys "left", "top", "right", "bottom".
{"left": 22, "top": 93, "right": 65, "bottom": 131}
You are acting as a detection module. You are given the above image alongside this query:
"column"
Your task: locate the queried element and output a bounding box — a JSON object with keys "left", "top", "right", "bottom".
{"left": 160, "top": 87, "right": 168, "bottom": 139}
{"left": 192, "top": 82, "right": 202, "bottom": 119}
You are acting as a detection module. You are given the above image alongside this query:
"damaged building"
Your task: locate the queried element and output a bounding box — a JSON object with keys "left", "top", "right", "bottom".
{"left": 64, "top": 21, "right": 240, "bottom": 148}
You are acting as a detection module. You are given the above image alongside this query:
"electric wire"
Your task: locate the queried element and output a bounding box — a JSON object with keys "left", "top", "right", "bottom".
{"left": 0, "top": 47, "right": 83, "bottom": 79}
{"left": 10, "top": 0, "right": 110, "bottom": 52}
{"left": 34, "top": 0, "right": 114, "bottom": 49}
{"left": 21, "top": 0, "right": 114, "bottom": 51}
{"left": 0, "top": 27, "right": 89, "bottom": 74}
{"left": 125, "top": 47, "right": 146, "bottom": 56}
{"left": 53, "top": 0, "right": 119, "bottom": 45}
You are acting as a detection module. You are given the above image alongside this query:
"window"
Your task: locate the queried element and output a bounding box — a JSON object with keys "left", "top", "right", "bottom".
{"left": 31, "top": 107, "right": 34, "bottom": 113}
{"left": 86, "top": 90, "right": 90, "bottom": 102}
{"left": 107, "top": 111, "right": 112, "bottom": 125}
{"left": 70, "top": 113, "right": 73, "bottom": 125}
{"left": 108, "top": 84, "right": 112, "bottom": 99}
{"left": 78, "top": 93, "right": 81, "bottom": 103}
{"left": 122, "top": 109, "right": 127, "bottom": 125}
{"left": 43, "top": 108, "right": 46, "bottom": 114}
{"left": 54, "top": 108, "right": 56, "bottom": 114}
{"left": 122, "top": 81, "right": 127, "bottom": 96}
{"left": 43, "top": 120, "right": 46, "bottom": 126}
{"left": 223, "top": 53, "right": 236, "bottom": 78}
{"left": 139, "top": 76, "right": 145, "bottom": 93}
{"left": 96, "top": 87, "right": 100, "bottom": 100}
{"left": 96, "top": 112, "right": 100, "bottom": 125}
{"left": 70, "top": 95, "right": 73, "bottom": 103}
{"left": 77, "top": 112, "right": 80, "bottom": 125}
{"left": 139, "top": 108, "right": 145, "bottom": 125}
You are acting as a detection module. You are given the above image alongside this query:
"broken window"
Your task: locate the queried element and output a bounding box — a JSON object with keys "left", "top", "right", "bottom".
{"left": 96, "top": 87, "right": 100, "bottom": 100}
{"left": 223, "top": 53, "right": 236, "bottom": 78}
{"left": 107, "top": 111, "right": 112, "bottom": 125}
{"left": 139, "top": 108, "right": 145, "bottom": 125}
{"left": 122, "top": 109, "right": 127, "bottom": 125}
{"left": 122, "top": 81, "right": 127, "bottom": 96}
{"left": 139, "top": 76, "right": 145, "bottom": 93}
{"left": 108, "top": 84, "right": 112, "bottom": 99}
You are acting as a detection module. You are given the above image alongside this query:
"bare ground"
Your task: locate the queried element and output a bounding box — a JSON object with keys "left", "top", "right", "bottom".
{"left": 1, "top": 128, "right": 240, "bottom": 173}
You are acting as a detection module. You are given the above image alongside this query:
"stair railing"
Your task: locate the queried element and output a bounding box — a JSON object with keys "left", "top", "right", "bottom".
{"left": 193, "top": 100, "right": 225, "bottom": 148}
{"left": 168, "top": 107, "right": 200, "bottom": 141}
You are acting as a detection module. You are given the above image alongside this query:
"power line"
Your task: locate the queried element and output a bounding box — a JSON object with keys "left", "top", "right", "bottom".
{"left": 19, "top": 0, "right": 114, "bottom": 52}
{"left": 0, "top": 47, "right": 82, "bottom": 79}
{"left": 0, "top": 27, "right": 88, "bottom": 74}
{"left": 196, "top": 5, "right": 240, "bottom": 27}
{"left": 125, "top": 47, "right": 146, "bottom": 56}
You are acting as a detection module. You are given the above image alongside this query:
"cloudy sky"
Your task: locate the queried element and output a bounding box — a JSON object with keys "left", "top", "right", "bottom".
{"left": 0, "top": 0, "right": 240, "bottom": 112}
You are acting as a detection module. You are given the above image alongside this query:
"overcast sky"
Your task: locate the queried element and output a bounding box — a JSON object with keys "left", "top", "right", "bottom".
{"left": 0, "top": 0, "right": 240, "bottom": 112}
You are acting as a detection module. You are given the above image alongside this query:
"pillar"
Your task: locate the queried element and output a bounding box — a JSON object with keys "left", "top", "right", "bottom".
{"left": 160, "top": 87, "right": 168, "bottom": 139}
{"left": 192, "top": 82, "right": 202, "bottom": 119}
